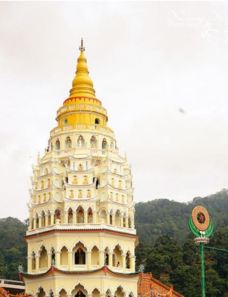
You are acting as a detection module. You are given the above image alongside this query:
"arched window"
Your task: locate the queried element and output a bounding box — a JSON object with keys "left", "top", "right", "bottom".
{"left": 39, "top": 246, "right": 48, "bottom": 268}
{"left": 99, "top": 209, "right": 107, "bottom": 224}
{"left": 113, "top": 245, "right": 122, "bottom": 267}
{"left": 87, "top": 189, "right": 91, "bottom": 198}
{"left": 115, "top": 287, "right": 125, "bottom": 297}
{"left": 35, "top": 213, "right": 39, "bottom": 228}
{"left": 115, "top": 210, "right": 121, "bottom": 227}
{"left": 37, "top": 288, "right": 45, "bottom": 297}
{"left": 126, "top": 251, "right": 131, "bottom": 269}
{"left": 115, "top": 193, "right": 119, "bottom": 202}
{"left": 128, "top": 217, "right": 132, "bottom": 228}
{"left": 51, "top": 248, "right": 55, "bottom": 265}
{"left": 87, "top": 208, "right": 93, "bottom": 223}
{"left": 65, "top": 136, "right": 72, "bottom": 149}
{"left": 73, "top": 175, "right": 78, "bottom": 184}
{"left": 92, "top": 289, "right": 100, "bottom": 297}
{"left": 70, "top": 190, "right": 74, "bottom": 198}
{"left": 121, "top": 195, "right": 125, "bottom": 204}
{"left": 95, "top": 118, "right": 100, "bottom": 125}
{"left": 54, "top": 209, "right": 61, "bottom": 224}
{"left": 91, "top": 246, "right": 99, "bottom": 265}
{"left": 106, "top": 290, "right": 112, "bottom": 297}
{"left": 72, "top": 285, "right": 87, "bottom": 297}
{"left": 102, "top": 138, "right": 107, "bottom": 149}
{"left": 47, "top": 179, "right": 51, "bottom": 187}
{"left": 109, "top": 210, "right": 113, "bottom": 225}
{"left": 59, "top": 289, "right": 67, "bottom": 297}
{"left": 55, "top": 139, "right": 60, "bottom": 150}
{"left": 104, "top": 248, "right": 109, "bottom": 266}
{"left": 60, "top": 247, "right": 68, "bottom": 266}
{"left": 76, "top": 206, "right": 84, "bottom": 223}
{"left": 47, "top": 211, "right": 51, "bottom": 226}
{"left": 43, "top": 193, "right": 46, "bottom": 202}
{"left": 90, "top": 136, "right": 97, "bottom": 148}
{"left": 118, "top": 180, "right": 122, "bottom": 189}
{"left": 123, "top": 215, "right": 126, "bottom": 227}
{"left": 41, "top": 211, "right": 45, "bottom": 227}
{"left": 78, "top": 190, "right": 83, "bottom": 199}
{"left": 32, "top": 252, "right": 36, "bottom": 270}
{"left": 68, "top": 208, "right": 73, "bottom": 223}
{"left": 78, "top": 163, "right": 83, "bottom": 171}
{"left": 41, "top": 180, "right": 44, "bottom": 190}
{"left": 74, "top": 243, "right": 86, "bottom": 265}
{"left": 77, "top": 135, "right": 85, "bottom": 148}
{"left": 83, "top": 175, "right": 88, "bottom": 185}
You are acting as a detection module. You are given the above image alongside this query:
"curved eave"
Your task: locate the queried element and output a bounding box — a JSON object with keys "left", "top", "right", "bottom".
{"left": 25, "top": 228, "right": 138, "bottom": 241}
{"left": 20, "top": 266, "right": 139, "bottom": 280}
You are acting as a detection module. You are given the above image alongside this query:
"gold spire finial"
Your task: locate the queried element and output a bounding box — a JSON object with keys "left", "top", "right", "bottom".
{"left": 79, "top": 38, "right": 85, "bottom": 52}
{"left": 69, "top": 39, "right": 96, "bottom": 98}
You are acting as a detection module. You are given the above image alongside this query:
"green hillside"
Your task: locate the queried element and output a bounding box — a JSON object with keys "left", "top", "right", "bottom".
{"left": 0, "top": 217, "right": 27, "bottom": 279}
{"left": 135, "top": 189, "right": 228, "bottom": 244}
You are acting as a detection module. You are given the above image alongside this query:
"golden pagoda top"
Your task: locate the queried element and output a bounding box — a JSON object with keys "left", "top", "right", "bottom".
{"left": 56, "top": 40, "right": 108, "bottom": 128}
{"left": 69, "top": 39, "right": 96, "bottom": 98}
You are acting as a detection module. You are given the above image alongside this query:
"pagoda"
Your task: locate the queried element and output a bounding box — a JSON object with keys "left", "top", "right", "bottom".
{"left": 22, "top": 40, "right": 138, "bottom": 297}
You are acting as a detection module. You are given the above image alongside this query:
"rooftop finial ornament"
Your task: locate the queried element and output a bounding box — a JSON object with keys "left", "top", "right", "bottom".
{"left": 79, "top": 38, "right": 85, "bottom": 52}
{"left": 189, "top": 205, "right": 214, "bottom": 297}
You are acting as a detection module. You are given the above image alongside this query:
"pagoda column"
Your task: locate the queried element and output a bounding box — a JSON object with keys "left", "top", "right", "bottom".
{"left": 47, "top": 252, "right": 52, "bottom": 268}
{"left": 35, "top": 255, "right": 39, "bottom": 272}
{"left": 108, "top": 252, "right": 113, "bottom": 268}
{"left": 87, "top": 251, "right": 91, "bottom": 269}
{"left": 68, "top": 251, "right": 73, "bottom": 270}
{"left": 45, "top": 214, "right": 48, "bottom": 227}
{"left": 73, "top": 211, "right": 77, "bottom": 224}
{"left": 121, "top": 254, "right": 126, "bottom": 270}
{"left": 38, "top": 215, "right": 42, "bottom": 228}
{"left": 27, "top": 256, "right": 32, "bottom": 273}
{"left": 84, "top": 211, "right": 88, "bottom": 224}
{"left": 99, "top": 250, "right": 104, "bottom": 267}
{"left": 130, "top": 256, "right": 135, "bottom": 271}
{"left": 64, "top": 211, "right": 68, "bottom": 224}
{"left": 120, "top": 215, "right": 123, "bottom": 227}
{"left": 56, "top": 251, "right": 60, "bottom": 268}
{"left": 50, "top": 212, "right": 54, "bottom": 225}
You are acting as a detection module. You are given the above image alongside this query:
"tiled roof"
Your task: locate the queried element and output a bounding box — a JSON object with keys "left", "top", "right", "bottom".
{"left": 138, "top": 273, "right": 183, "bottom": 297}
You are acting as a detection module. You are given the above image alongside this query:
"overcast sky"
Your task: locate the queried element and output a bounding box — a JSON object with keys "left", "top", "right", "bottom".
{"left": 1, "top": 1, "right": 228, "bottom": 220}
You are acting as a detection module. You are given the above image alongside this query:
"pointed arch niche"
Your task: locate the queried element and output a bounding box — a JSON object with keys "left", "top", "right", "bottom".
{"left": 39, "top": 246, "right": 48, "bottom": 269}
{"left": 92, "top": 289, "right": 100, "bottom": 297}
{"left": 115, "top": 287, "right": 125, "bottom": 297}
{"left": 71, "top": 284, "right": 87, "bottom": 297}
{"left": 73, "top": 242, "right": 87, "bottom": 265}
{"left": 91, "top": 246, "right": 99, "bottom": 265}
{"left": 60, "top": 246, "right": 68, "bottom": 266}
{"left": 37, "top": 287, "right": 45, "bottom": 297}
{"left": 59, "top": 289, "right": 67, "bottom": 297}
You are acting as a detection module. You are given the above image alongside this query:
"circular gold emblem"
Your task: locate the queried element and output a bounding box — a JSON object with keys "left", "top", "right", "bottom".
{"left": 192, "top": 206, "right": 210, "bottom": 231}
